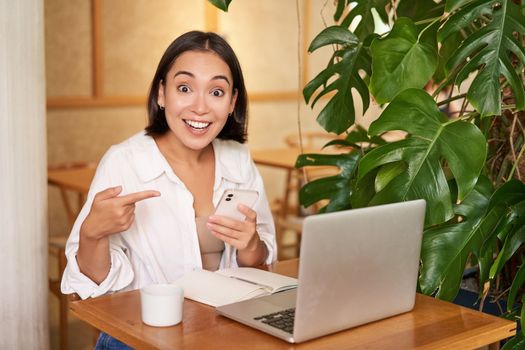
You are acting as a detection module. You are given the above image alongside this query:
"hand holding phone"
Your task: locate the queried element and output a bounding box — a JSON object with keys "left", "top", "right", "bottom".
{"left": 209, "top": 189, "right": 264, "bottom": 257}
{"left": 214, "top": 189, "right": 259, "bottom": 221}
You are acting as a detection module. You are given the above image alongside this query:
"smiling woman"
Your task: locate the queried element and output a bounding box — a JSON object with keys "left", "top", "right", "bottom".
{"left": 59, "top": 31, "right": 277, "bottom": 350}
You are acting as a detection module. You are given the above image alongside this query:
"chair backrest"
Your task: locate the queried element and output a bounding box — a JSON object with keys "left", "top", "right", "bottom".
{"left": 284, "top": 131, "right": 343, "bottom": 150}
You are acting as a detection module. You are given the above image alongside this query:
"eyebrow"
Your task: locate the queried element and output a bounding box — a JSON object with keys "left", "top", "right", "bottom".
{"left": 173, "top": 71, "right": 231, "bottom": 86}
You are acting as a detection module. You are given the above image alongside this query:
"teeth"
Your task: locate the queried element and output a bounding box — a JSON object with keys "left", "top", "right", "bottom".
{"left": 184, "top": 120, "right": 210, "bottom": 129}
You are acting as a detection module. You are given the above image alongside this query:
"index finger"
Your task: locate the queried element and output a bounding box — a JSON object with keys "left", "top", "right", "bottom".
{"left": 119, "top": 190, "right": 160, "bottom": 205}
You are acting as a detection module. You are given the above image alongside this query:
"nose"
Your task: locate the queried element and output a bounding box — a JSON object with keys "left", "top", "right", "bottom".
{"left": 192, "top": 92, "right": 209, "bottom": 115}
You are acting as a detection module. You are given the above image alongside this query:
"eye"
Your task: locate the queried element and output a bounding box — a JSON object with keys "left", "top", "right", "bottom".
{"left": 211, "top": 89, "right": 224, "bottom": 97}
{"left": 177, "top": 85, "right": 191, "bottom": 93}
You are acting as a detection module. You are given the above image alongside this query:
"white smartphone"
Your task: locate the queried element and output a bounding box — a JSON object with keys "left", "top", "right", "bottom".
{"left": 214, "top": 189, "right": 259, "bottom": 221}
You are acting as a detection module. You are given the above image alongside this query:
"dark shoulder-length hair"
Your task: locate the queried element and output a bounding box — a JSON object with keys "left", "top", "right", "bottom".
{"left": 145, "top": 31, "right": 248, "bottom": 143}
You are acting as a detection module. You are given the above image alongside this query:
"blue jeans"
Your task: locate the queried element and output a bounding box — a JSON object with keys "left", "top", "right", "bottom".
{"left": 94, "top": 332, "right": 133, "bottom": 350}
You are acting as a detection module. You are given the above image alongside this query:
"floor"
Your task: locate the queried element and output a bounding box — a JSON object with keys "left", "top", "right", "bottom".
{"left": 48, "top": 230, "right": 300, "bottom": 349}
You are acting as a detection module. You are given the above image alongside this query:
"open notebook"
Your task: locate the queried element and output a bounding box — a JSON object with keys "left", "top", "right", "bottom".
{"left": 171, "top": 268, "right": 298, "bottom": 307}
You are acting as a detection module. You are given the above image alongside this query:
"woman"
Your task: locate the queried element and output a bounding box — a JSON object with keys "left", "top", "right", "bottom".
{"left": 61, "top": 31, "right": 276, "bottom": 302}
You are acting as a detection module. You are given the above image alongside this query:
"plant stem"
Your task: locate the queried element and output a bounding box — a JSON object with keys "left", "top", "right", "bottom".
{"left": 508, "top": 135, "right": 525, "bottom": 180}
{"left": 414, "top": 15, "right": 443, "bottom": 26}
{"left": 437, "top": 93, "right": 467, "bottom": 106}
{"left": 295, "top": 0, "right": 308, "bottom": 184}
{"left": 509, "top": 114, "right": 520, "bottom": 179}
{"left": 417, "top": 17, "right": 441, "bottom": 41}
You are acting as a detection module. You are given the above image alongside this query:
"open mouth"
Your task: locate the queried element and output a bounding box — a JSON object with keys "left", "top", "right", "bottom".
{"left": 183, "top": 119, "right": 211, "bottom": 130}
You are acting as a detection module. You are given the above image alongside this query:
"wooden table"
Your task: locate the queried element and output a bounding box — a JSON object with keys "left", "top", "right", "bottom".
{"left": 48, "top": 165, "right": 96, "bottom": 226}
{"left": 48, "top": 166, "right": 96, "bottom": 195}
{"left": 251, "top": 148, "right": 311, "bottom": 170}
{"left": 70, "top": 259, "right": 516, "bottom": 350}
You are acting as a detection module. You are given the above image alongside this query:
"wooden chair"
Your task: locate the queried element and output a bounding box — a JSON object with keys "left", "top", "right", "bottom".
{"left": 48, "top": 161, "right": 94, "bottom": 350}
{"left": 273, "top": 132, "right": 346, "bottom": 260}
{"left": 273, "top": 166, "right": 337, "bottom": 260}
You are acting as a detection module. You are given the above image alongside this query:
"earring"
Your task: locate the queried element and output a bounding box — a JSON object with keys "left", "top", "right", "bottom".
{"left": 159, "top": 104, "right": 165, "bottom": 110}
{"left": 228, "top": 112, "right": 232, "bottom": 117}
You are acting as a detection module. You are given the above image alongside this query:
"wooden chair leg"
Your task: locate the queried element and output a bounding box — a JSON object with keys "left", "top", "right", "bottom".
{"left": 59, "top": 293, "right": 69, "bottom": 350}
{"left": 58, "top": 247, "right": 68, "bottom": 350}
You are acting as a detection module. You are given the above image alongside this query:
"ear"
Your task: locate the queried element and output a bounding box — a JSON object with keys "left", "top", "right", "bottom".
{"left": 229, "top": 89, "right": 238, "bottom": 114}
{"left": 157, "top": 80, "right": 165, "bottom": 108}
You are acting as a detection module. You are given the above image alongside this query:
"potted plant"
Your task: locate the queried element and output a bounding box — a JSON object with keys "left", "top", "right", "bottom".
{"left": 210, "top": 0, "right": 525, "bottom": 347}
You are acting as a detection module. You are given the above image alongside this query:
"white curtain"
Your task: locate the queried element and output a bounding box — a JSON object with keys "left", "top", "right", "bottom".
{"left": 0, "top": 0, "right": 49, "bottom": 348}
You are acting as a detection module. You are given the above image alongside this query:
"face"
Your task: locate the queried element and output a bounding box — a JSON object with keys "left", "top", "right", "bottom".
{"left": 157, "top": 50, "right": 237, "bottom": 151}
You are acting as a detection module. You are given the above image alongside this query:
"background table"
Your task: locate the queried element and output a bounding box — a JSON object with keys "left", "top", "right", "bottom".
{"left": 70, "top": 259, "right": 516, "bottom": 350}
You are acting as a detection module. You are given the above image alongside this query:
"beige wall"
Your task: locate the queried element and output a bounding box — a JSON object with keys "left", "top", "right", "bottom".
{"left": 45, "top": 0, "right": 379, "bottom": 236}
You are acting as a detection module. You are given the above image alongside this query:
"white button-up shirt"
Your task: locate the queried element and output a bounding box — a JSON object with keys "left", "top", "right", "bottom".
{"left": 61, "top": 131, "right": 276, "bottom": 299}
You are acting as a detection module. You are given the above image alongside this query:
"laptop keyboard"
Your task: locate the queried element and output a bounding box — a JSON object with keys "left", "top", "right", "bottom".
{"left": 254, "top": 308, "right": 295, "bottom": 334}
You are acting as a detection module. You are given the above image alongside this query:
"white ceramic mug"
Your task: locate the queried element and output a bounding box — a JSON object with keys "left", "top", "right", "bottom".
{"left": 140, "top": 284, "right": 184, "bottom": 327}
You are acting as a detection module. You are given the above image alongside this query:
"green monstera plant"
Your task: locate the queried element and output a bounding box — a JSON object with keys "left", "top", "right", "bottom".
{"left": 211, "top": 0, "right": 525, "bottom": 346}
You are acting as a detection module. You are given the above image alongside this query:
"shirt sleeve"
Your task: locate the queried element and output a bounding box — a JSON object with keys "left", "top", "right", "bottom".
{"left": 252, "top": 168, "right": 278, "bottom": 265}
{"left": 221, "top": 146, "right": 277, "bottom": 267}
{"left": 60, "top": 147, "right": 135, "bottom": 299}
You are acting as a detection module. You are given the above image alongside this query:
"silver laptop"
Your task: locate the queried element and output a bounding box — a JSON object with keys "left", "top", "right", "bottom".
{"left": 216, "top": 199, "right": 426, "bottom": 343}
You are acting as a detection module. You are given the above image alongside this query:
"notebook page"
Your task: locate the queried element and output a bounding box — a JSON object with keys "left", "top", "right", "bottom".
{"left": 172, "top": 269, "right": 268, "bottom": 307}
{"left": 217, "top": 268, "right": 298, "bottom": 293}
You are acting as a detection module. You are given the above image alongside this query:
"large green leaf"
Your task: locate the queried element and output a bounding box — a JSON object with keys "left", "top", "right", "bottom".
{"left": 303, "top": 26, "right": 371, "bottom": 134}
{"left": 433, "top": 32, "right": 463, "bottom": 83}
{"left": 445, "top": 0, "right": 475, "bottom": 12}
{"left": 439, "top": 0, "right": 525, "bottom": 116}
{"left": 334, "top": 0, "right": 347, "bottom": 22}
{"left": 507, "top": 263, "right": 525, "bottom": 313}
{"left": 476, "top": 181, "right": 525, "bottom": 287}
{"left": 369, "top": 18, "right": 439, "bottom": 104}
{"left": 339, "top": 0, "right": 389, "bottom": 40}
{"left": 323, "top": 125, "right": 386, "bottom": 150}
{"left": 472, "top": 180, "right": 525, "bottom": 305}
{"left": 207, "top": 0, "right": 232, "bottom": 12}
{"left": 489, "top": 204, "right": 525, "bottom": 279}
{"left": 419, "top": 176, "right": 496, "bottom": 300}
{"left": 397, "top": 0, "right": 444, "bottom": 23}
{"left": 357, "top": 88, "right": 487, "bottom": 225}
{"left": 296, "top": 151, "right": 360, "bottom": 212}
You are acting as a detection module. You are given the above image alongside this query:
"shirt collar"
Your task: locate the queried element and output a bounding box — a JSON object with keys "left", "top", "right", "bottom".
{"left": 212, "top": 139, "right": 246, "bottom": 186}
{"left": 131, "top": 132, "right": 247, "bottom": 185}
{"left": 131, "top": 132, "right": 172, "bottom": 183}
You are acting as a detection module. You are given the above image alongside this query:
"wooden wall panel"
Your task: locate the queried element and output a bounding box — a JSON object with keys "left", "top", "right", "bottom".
{"left": 45, "top": 0, "right": 92, "bottom": 97}
{"left": 47, "top": 107, "right": 146, "bottom": 235}
{"left": 102, "top": 0, "right": 205, "bottom": 96}
{"left": 218, "top": 0, "right": 300, "bottom": 93}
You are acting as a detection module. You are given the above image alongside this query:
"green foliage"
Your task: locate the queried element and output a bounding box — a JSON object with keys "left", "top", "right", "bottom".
{"left": 296, "top": 0, "right": 524, "bottom": 341}
{"left": 439, "top": 0, "right": 525, "bottom": 116}
{"left": 369, "top": 18, "right": 438, "bottom": 103}
{"left": 334, "top": 0, "right": 388, "bottom": 40}
{"left": 296, "top": 151, "right": 360, "bottom": 213}
{"left": 357, "top": 89, "right": 487, "bottom": 224}
{"left": 303, "top": 26, "right": 371, "bottom": 134}
{"left": 207, "top": 0, "right": 232, "bottom": 12}
{"left": 396, "top": 0, "right": 444, "bottom": 24}
{"left": 419, "top": 176, "right": 494, "bottom": 300}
